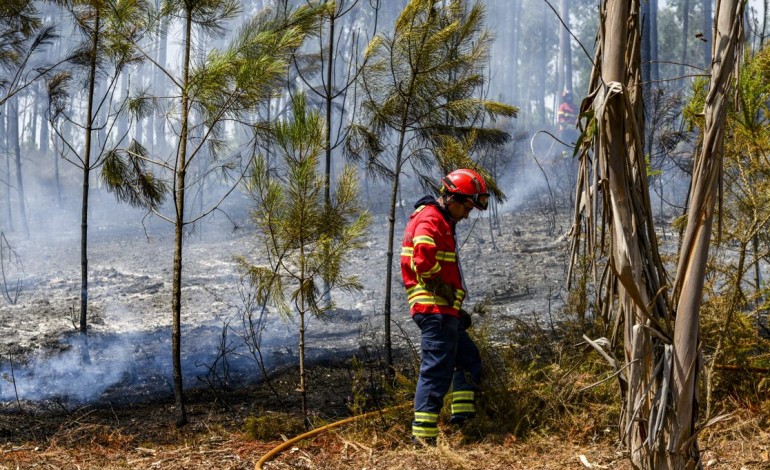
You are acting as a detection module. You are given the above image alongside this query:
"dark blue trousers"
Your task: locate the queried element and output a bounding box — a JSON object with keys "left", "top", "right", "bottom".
{"left": 412, "top": 313, "right": 481, "bottom": 439}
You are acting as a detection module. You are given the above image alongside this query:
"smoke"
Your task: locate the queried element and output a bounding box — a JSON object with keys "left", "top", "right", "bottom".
{"left": 0, "top": 307, "right": 368, "bottom": 406}
{"left": 496, "top": 130, "right": 577, "bottom": 214}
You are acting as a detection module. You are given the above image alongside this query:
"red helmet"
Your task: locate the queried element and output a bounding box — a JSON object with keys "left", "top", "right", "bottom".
{"left": 441, "top": 169, "right": 490, "bottom": 210}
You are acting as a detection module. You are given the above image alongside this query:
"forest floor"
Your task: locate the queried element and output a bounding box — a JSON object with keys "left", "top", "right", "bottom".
{"left": 0, "top": 361, "right": 768, "bottom": 469}
{"left": 1, "top": 174, "right": 769, "bottom": 468}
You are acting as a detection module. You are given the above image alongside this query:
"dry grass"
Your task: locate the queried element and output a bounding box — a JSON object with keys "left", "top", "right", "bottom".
{"left": 1, "top": 359, "right": 769, "bottom": 470}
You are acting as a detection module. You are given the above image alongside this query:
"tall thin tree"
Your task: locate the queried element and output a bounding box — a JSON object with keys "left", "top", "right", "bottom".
{"left": 47, "top": 0, "right": 159, "bottom": 334}
{"left": 107, "top": 2, "right": 328, "bottom": 426}
{"left": 348, "top": 0, "right": 516, "bottom": 369}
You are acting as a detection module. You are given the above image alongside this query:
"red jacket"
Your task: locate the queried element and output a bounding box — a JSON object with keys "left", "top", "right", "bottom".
{"left": 401, "top": 196, "right": 466, "bottom": 317}
{"left": 557, "top": 100, "right": 577, "bottom": 130}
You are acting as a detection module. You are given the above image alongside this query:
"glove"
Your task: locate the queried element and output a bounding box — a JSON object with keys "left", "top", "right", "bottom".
{"left": 424, "top": 276, "right": 456, "bottom": 305}
{"left": 459, "top": 309, "right": 473, "bottom": 329}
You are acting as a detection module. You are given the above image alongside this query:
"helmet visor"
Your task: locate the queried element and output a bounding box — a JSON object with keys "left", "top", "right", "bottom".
{"left": 472, "top": 193, "right": 489, "bottom": 210}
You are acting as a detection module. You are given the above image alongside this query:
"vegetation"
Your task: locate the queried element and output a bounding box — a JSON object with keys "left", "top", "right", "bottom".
{"left": 239, "top": 91, "right": 371, "bottom": 423}
{"left": 347, "top": 0, "right": 517, "bottom": 369}
{"left": 1, "top": 0, "right": 770, "bottom": 469}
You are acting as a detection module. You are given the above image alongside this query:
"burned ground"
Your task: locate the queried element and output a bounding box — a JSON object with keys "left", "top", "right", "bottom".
{"left": 0, "top": 181, "right": 767, "bottom": 468}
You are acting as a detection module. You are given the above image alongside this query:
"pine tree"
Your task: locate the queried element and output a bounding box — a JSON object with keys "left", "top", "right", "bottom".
{"left": 47, "top": 0, "right": 162, "bottom": 337}
{"left": 239, "top": 92, "right": 371, "bottom": 423}
{"left": 347, "top": 0, "right": 517, "bottom": 369}
{"left": 104, "top": 1, "right": 328, "bottom": 426}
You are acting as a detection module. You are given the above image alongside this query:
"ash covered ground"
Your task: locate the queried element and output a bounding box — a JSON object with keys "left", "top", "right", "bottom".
{"left": 0, "top": 170, "right": 575, "bottom": 409}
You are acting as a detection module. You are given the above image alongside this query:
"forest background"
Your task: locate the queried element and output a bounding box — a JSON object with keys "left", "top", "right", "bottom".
{"left": 1, "top": 0, "right": 770, "bottom": 468}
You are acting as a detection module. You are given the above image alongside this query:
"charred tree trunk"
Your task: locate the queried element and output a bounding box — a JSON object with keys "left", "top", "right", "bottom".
{"left": 39, "top": 83, "right": 50, "bottom": 156}
{"left": 8, "top": 96, "right": 29, "bottom": 238}
{"left": 8, "top": 95, "right": 29, "bottom": 238}
{"left": 511, "top": 0, "right": 522, "bottom": 104}
{"left": 535, "top": 1, "right": 547, "bottom": 125}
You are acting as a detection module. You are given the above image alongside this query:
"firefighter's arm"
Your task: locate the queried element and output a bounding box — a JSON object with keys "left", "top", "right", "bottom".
{"left": 410, "top": 221, "right": 440, "bottom": 280}
{"left": 412, "top": 221, "right": 456, "bottom": 304}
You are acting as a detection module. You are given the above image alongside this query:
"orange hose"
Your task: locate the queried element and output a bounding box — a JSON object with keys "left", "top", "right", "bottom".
{"left": 255, "top": 403, "right": 411, "bottom": 469}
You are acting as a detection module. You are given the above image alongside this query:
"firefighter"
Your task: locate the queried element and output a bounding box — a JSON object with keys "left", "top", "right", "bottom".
{"left": 557, "top": 89, "right": 578, "bottom": 147}
{"left": 401, "top": 168, "right": 488, "bottom": 445}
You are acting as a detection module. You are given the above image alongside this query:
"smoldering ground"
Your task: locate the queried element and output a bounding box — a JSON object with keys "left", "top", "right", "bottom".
{"left": 0, "top": 148, "right": 581, "bottom": 409}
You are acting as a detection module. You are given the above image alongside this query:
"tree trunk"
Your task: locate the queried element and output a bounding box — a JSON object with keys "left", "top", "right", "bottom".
{"left": 2, "top": 107, "right": 13, "bottom": 232}
{"left": 171, "top": 7, "right": 194, "bottom": 428}
{"left": 535, "top": 1, "right": 547, "bottom": 125}
{"left": 650, "top": 0, "right": 659, "bottom": 82}
{"left": 9, "top": 96, "right": 29, "bottom": 238}
{"left": 80, "top": 8, "right": 101, "bottom": 334}
{"left": 383, "top": 138, "right": 404, "bottom": 373}
{"left": 642, "top": 0, "right": 652, "bottom": 86}
{"left": 152, "top": 9, "right": 168, "bottom": 155}
{"left": 511, "top": 0, "right": 522, "bottom": 104}
{"left": 667, "top": 0, "right": 743, "bottom": 466}
{"left": 679, "top": 0, "right": 690, "bottom": 85}
{"left": 601, "top": 2, "right": 657, "bottom": 465}
{"left": 39, "top": 83, "right": 50, "bottom": 156}
{"left": 559, "top": 0, "right": 573, "bottom": 94}
{"left": 703, "top": 0, "right": 713, "bottom": 71}
{"left": 323, "top": 10, "right": 335, "bottom": 208}
{"left": 762, "top": 0, "right": 768, "bottom": 48}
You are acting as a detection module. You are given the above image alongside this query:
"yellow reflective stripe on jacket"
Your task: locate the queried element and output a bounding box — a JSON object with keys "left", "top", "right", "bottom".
{"left": 406, "top": 285, "right": 465, "bottom": 308}
{"left": 422, "top": 262, "right": 440, "bottom": 278}
{"left": 435, "top": 250, "right": 456, "bottom": 262}
{"left": 401, "top": 246, "right": 456, "bottom": 263}
{"left": 412, "top": 235, "right": 435, "bottom": 247}
{"left": 408, "top": 292, "right": 452, "bottom": 307}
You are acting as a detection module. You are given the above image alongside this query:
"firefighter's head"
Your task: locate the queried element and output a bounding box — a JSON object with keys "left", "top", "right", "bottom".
{"left": 440, "top": 169, "right": 489, "bottom": 221}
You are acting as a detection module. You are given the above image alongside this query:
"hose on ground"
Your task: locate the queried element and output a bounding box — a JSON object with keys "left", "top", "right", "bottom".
{"left": 255, "top": 403, "right": 411, "bottom": 469}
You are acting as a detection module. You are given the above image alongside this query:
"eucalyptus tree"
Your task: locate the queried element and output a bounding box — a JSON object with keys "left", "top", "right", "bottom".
{"left": 693, "top": 46, "right": 770, "bottom": 417}
{"left": 668, "top": 1, "right": 744, "bottom": 466}
{"left": 105, "top": 1, "right": 327, "bottom": 426}
{"left": 239, "top": 92, "right": 370, "bottom": 423}
{"left": 347, "top": 0, "right": 517, "bottom": 368}
{"left": 47, "top": 0, "right": 161, "bottom": 335}
{"left": 569, "top": 0, "right": 744, "bottom": 467}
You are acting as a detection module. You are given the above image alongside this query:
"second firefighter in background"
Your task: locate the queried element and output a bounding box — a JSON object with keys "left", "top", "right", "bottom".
{"left": 401, "top": 168, "right": 488, "bottom": 443}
